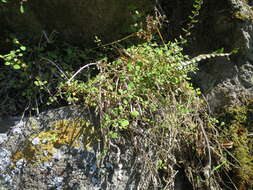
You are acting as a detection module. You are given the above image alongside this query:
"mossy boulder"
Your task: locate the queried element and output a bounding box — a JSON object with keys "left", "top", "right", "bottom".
{"left": 0, "top": 0, "right": 154, "bottom": 46}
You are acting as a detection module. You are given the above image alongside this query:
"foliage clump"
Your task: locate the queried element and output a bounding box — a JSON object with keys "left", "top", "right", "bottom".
{"left": 0, "top": 39, "right": 102, "bottom": 115}
{"left": 59, "top": 41, "right": 195, "bottom": 138}
{"left": 55, "top": 39, "right": 228, "bottom": 189}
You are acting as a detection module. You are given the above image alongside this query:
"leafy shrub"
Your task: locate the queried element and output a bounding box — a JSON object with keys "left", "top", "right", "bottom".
{"left": 54, "top": 39, "right": 227, "bottom": 188}
{"left": 59, "top": 41, "right": 194, "bottom": 132}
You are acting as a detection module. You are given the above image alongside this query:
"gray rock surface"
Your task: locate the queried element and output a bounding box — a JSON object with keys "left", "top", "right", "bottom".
{"left": 189, "top": 0, "right": 253, "bottom": 112}
{"left": 0, "top": 106, "right": 145, "bottom": 190}
{"left": 0, "top": 106, "right": 191, "bottom": 190}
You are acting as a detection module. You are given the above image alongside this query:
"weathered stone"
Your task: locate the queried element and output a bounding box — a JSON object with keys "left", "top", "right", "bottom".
{"left": 197, "top": 13, "right": 253, "bottom": 111}
{"left": 0, "top": 105, "right": 193, "bottom": 189}
{"left": 0, "top": 106, "right": 143, "bottom": 190}
{"left": 162, "top": 0, "right": 253, "bottom": 112}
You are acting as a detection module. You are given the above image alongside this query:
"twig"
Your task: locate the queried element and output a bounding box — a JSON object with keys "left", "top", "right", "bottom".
{"left": 42, "top": 30, "right": 57, "bottom": 43}
{"left": 198, "top": 118, "right": 212, "bottom": 178}
{"left": 224, "top": 171, "right": 239, "bottom": 190}
{"left": 156, "top": 27, "right": 166, "bottom": 46}
{"left": 41, "top": 57, "right": 69, "bottom": 79}
{"left": 90, "top": 33, "right": 137, "bottom": 50}
{"left": 42, "top": 30, "right": 51, "bottom": 43}
{"left": 67, "top": 62, "right": 102, "bottom": 83}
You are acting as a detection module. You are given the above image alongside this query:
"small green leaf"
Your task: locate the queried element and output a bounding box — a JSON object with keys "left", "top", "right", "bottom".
{"left": 123, "top": 99, "right": 128, "bottom": 105}
{"left": 20, "top": 4, "right": 25, "bottom": 13}
{"left": 220, "top": 122, "right": 225, "bottom": 126}
{"left": 130, "top": 110, "right": 139, "bottom": 117}
{"left": 118, "top": 89, "right": 124, "bottom": 94}
{"left": 108, "top": 131, "right": 118, "bottom": 139}
{"left": 13, "top": 39, "right": 19, "bottom": 44}
{"left": 34, "top": 81, "right": 40, "bottom": 86}
{"left": 128, "top": 82, "right": 135, "bottom": 90}
{"left": 118, "top": 120, "right": 129, "bottom": 127}
{"left": 4, "top": 61, "right": 11, "bottom": 65}
{"left": 135, "top": 65, "right": 140, "bottom": 71}
{"left": 118, "top": 106, "right": 123, "bottom": 111}
{"left": 13, "top": 64, "right": 21, "bottom": 69}
{"left": 20, "top": 46, "right": 26, "bottom": 51}
{"left": 107, "top": 84, "right": 113, "bottom": 91}
{"left": 104, "top": 114, "right": 111, "bottom": 121}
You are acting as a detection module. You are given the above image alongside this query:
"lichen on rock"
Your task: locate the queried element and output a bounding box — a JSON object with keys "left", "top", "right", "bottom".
{"left": 11, "top": 119, "right": 92, "bottom": 164}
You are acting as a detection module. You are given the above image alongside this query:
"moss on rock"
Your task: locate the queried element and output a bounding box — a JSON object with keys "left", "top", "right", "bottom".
{"left": 11, "top": 119, "right": 96, "bottom": 164}
{"left": 217, "top": 100, "right": 253, "bottom": 189}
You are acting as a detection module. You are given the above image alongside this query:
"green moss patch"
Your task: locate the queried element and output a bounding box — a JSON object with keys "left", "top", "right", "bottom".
{"left": 217, "top": 100, "right": 253, "bottom": 189}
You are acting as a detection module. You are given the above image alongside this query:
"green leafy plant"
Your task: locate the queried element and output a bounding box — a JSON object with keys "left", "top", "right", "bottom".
{"left": 58, "top": 40, "right": 194, "bottom": 133}
{"left": 183, "top": 0, "right": 203, "bottom": 37}
{"left": 0, "top": 39, "right": 27, "bottom": 70}
{"left": 53, "top": 35, "right": 228, "bottom": 188}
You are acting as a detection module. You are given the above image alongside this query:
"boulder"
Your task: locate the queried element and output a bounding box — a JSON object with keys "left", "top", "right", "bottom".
{"left": 0, "top": 106, "right": 145, "bottom": 189}
{"left": 0, "top": 106, "right": 192, "bottom": 189}
{"left": 0, "top": 106, "right": 128, "bottom": 189}
{"left": 0, "top": 0, "right": 154, "bottom": 46}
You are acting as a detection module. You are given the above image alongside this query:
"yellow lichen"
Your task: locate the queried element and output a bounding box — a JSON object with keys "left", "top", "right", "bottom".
{"left": 11, "top": 119, "right": 94, "bottom": 164}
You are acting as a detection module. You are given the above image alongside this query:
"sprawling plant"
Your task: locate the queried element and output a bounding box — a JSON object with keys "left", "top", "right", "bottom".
{"left": 61, "top": 42, "right": 194, "bottom": 131}
{"left": 56, "top": 39, "right": 226, "bottom": 188}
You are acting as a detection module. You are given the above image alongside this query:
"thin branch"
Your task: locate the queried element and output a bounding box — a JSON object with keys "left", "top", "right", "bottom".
{"left": 41, "top": 57, "right": 69, "bottom": 79}
{"left": 198, "top": 118, "right": 212, "bottom": 178}
{"left": 42, "top": 30, "right": 51, "bottom": 43}
{"left": 90, "top": 33, "right": 137, "bottom": 50}
{"left": 67, "top": 61, "right": 102, "bottom": 83}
